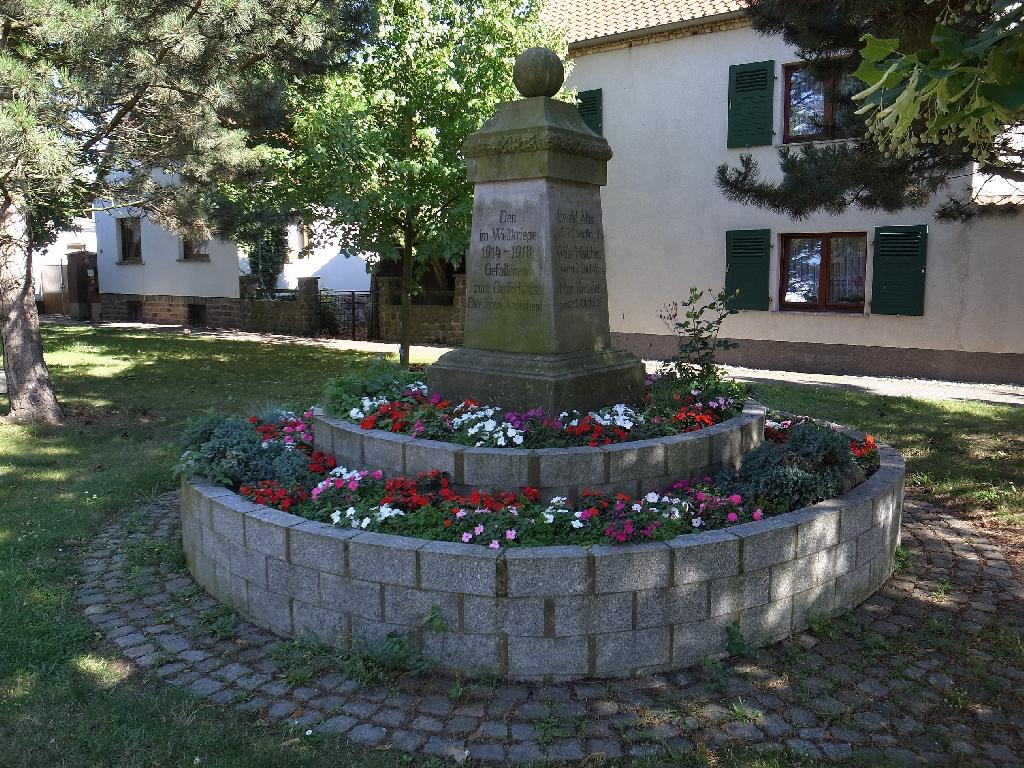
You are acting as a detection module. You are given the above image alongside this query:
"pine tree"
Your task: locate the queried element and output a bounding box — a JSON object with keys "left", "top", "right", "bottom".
{"left": 0, "top": 0, "right": 373, "bottom": 423}
{"left": 715, "top": 0, "right": 1023, "bottom": 223}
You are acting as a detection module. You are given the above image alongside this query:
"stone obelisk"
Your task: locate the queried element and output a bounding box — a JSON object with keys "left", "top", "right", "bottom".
{"left": 428, "top": 47, "right": 644, "bottom": 414}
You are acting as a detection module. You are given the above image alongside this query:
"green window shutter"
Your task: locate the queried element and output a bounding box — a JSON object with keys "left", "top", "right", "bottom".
{"left": 577, "top": 88, "right": 602, "bottom": 135}
{"left": 871, "top": 225, "right": 927, "bottom": 316}
{"left": 727, "top": 61, "right": 775, "bottom": 148}
{"left": 725, "top": 229, "right": 771, "bottom": 310}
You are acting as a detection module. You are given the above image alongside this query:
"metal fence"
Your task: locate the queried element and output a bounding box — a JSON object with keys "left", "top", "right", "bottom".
{"left": 319, "top": 289, "right": 379, "bottom": 340}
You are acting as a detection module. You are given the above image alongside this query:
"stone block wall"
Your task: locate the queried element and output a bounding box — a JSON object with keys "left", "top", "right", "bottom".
{"left": 180, "top": 440, "right": 904, "bottom": 681}
{"left": 377, "top": 275, "right": 466, "bottom": 346}
{"left": 313, "top": 401, "right": 765, "bottom": 502}
{"left": 101, "top": 293, "right": 240, "bottom": 326}
{"left": 100, "top": 277, "right": 320, "bottom": 335}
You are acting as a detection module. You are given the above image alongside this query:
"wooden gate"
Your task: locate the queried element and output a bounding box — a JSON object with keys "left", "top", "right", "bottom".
{"left": 39, "top": 264, "right": 68, "bottom": 315}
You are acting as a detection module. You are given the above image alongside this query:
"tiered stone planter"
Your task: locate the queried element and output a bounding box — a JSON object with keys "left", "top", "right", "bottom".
{"left": 312, "top": 401, "right": 766, "bottom": 502}
{"left": 179, "top": 440, "right": 905, "bottom": 682}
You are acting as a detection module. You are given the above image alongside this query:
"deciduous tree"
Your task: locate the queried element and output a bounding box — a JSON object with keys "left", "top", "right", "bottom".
{"left": 291, "top": 0, "right": 561, "bottom": 365}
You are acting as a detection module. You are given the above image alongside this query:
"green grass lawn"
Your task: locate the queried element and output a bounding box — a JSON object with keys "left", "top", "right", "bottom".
{"left": 1, "top": 325, "right": 1020, "bottom": 768}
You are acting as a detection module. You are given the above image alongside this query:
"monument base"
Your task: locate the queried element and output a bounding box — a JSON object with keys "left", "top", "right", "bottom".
{"left": 428, "top": 347, "right": 645, "bottom": 415}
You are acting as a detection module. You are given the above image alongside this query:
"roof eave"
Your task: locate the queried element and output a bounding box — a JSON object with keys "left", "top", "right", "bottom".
{"left": 567, "top": 9, "right": 748, "bottom": 52}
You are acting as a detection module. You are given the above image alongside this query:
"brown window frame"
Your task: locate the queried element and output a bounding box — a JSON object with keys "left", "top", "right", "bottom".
{"left": 779, "top": 232, "right": 867, "bottom": 312}
{"left": 182, "top": 237, "right": 210, "bottom": 261}
{"left": 782, "top": 64, "right": 853, "bottom": 144}
{"left": 117, "top": 217, "right": 142, "bottom": 263}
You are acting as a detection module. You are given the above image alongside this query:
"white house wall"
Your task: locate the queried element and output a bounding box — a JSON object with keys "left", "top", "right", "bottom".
{"left": 95, "top": 212, "right": 240, "bottom": 299}
{"left": 566, "top": 25, "right": 1024, "bottom": 359}
{"left": 278, "top": 228, "right": 371, "bottom": 292}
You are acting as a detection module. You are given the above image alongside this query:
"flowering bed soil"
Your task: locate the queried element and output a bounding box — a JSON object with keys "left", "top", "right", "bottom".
{"left": 337, "top": 377, "right": 742, "bottom": 449}
{"left": 182, "top": 409, "right": 880, "bottom": 550}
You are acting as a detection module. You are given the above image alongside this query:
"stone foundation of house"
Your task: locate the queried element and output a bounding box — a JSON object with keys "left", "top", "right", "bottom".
{"left": 613, "top": 332, "right": 1024, "bottom": 386}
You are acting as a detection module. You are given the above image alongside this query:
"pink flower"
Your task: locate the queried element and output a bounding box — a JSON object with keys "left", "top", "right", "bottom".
{"left": 334, "top": 478, "right": 344, "bottom": 489}
{"left": 461, "top": 532, "right": 473, "bottom": 543}
{"left": 372, "top": 470, "right": 383, "bottom": 480}
{"left": 727, "top": 512, "right": 738, "bottom": 523}
{"left": 474, "top": 525, "right": 485, "bottom": 536}
{"left": 505, "top": 529, "right": 517, "bottom": 541}
{"left": 347, "top": 480, "right": 359, "bottom": 491}
{"left": 694, "top": 491, "right": 706, "bottom": 502}
{"left": 753, "top": 509, "right": 763, "bottom": 521}
{"left": 488, "top": 540, "right": 500, "bottom": 550}
{"left": 728, "top": 494, "right": 742, "bottom": 505}
{"left": 455, "top": 509, "right": 467, "bottom": 518}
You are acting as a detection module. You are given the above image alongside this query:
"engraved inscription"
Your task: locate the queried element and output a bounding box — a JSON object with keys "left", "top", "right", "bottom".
{"left": 468, "top": 208, "right": 542, "bottom": 314}
{"left": 553, "top": 207, "right": 606, "bottom": 312}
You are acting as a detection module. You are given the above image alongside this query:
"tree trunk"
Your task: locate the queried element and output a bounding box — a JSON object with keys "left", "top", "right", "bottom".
{"left": 399, "top": 231, "right": 413, "bottom": 368}
{"left": 1, "top": 203, "right": 64, "bottom": 425}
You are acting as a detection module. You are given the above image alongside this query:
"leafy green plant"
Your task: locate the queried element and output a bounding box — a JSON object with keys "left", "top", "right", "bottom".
{"left": 321, "top": 358, "right": 419, "bottom": 416}
{"left": 702, "top": 658, "right": 730, "bottom": 692}
{"left": 198, "top": 605, "right": 240, "bottom": 639}
{"left": 175, "top": 416, "right": 314, "bottom": 489}
{"left": 725, "top": 621, "right": 757, "bottom": 660}
{"left": 893, "top": 545, "right": 913, "bottom": 573}
{"left": 730, "top": 699, "right": 764, "bottom": 724}
{"left": 658, "top": 287, "right": 740, "bottom": 391}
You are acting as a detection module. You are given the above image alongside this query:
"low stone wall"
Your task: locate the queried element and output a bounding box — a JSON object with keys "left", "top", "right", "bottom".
{"left": 313, "top": 401, "right": 766, "bottom": 502}
{"left": 180, "top": 441, "right": 904, "bottom": 681}
{"left": 377, "top": 275, "right": 466, "bottom": 346}
{"left": 100, "top": 293, "right": 240, "bottom": 326}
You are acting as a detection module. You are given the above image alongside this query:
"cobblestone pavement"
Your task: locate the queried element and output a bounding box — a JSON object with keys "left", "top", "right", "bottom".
{"left": 79, "top": 494, "right": 1024, "bottom": 766}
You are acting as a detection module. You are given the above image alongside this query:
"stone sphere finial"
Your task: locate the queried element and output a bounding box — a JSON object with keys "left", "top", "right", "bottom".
{"left": 513, "top": 47, "right": 564, "bottom": 98}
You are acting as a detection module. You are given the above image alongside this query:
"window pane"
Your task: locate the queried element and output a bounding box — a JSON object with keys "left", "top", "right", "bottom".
{"left": 120, "top": 218, "right": 141, "bottom": 261}
{"left": 828, "top": 236, "right": 866, "bottom": 305}
{"left": 787, "top": 68, "right": 826, "bottom": 138}
{"left": 831, "top": 74, "right": 862, "bottom": 137}
{"left": 785, "top": 238, "right": 821, "bottom": 304}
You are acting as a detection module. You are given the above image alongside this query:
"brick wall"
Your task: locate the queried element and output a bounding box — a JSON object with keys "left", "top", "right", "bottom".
{"left": 378, "top": 275, "right": 465, "bottom": 346}
{"left": 100, "top": 277, "right": 321, "bottom": 336}
{"left": 100, "top": 293, "right": 240, "bottom": 326}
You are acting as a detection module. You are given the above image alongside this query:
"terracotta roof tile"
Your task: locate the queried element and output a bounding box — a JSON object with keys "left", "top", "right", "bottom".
{"left": 545, "top": 0, "right": 746, "bottom": 44}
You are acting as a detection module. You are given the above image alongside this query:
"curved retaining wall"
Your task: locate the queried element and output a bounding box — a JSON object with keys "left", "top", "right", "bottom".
{"left": 180, "top": 443, "right": 904, "bottom": 682}
{"left": 312, "top": 401, "right": 766, "bottom": 502}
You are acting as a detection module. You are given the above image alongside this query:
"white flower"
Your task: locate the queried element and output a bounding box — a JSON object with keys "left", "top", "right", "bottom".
{"left": 571, "top": 519, "right": 584, "bottom": 529}
{"left": 330, "top": 510, "right": 342, "bottom": 525}
{"left": 631, "top": 503, "right": 643, "bottom": 512}
{"left": 543, "top": 512, "right": 554, "bottom": 524}
{"left": 645, "top": 491, "right": 660, "bottom": 503}
{"left": 691, "top": 516, "right": 703, "bottom": 528}
{"left": 360, "top": 517, "right": 371, "bottom": 529}
{"left": 550, "top": 496, "right": 568, "bottom": 506}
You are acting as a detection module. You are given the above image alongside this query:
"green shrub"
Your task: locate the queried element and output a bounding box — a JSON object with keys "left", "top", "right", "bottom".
{"left": 177, "top": 414, "right": 225, "bottom": 452}
{"left": 322, "top": 358, "right": 418, "bottom": 416}
{"left": 725, "top": 431, "right": 856, "bottom": 514}
{"left": 784, "top": 421, "right": 855, "bottom": 468}
{"left": 176, "top": 417, "right": 313, "bottom": 489}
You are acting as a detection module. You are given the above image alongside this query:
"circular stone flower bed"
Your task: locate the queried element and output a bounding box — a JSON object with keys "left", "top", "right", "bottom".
{"left": 312, "top": 401, "right": 765, "bottom": 503}
{"left": 180, "top": 437, "right": 904, "bottom": 681}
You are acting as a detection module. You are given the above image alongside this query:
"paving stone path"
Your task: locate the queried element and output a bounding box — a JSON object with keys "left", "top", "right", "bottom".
{"left": 79, "top": 494, "right": 1024, "bottom": 766}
